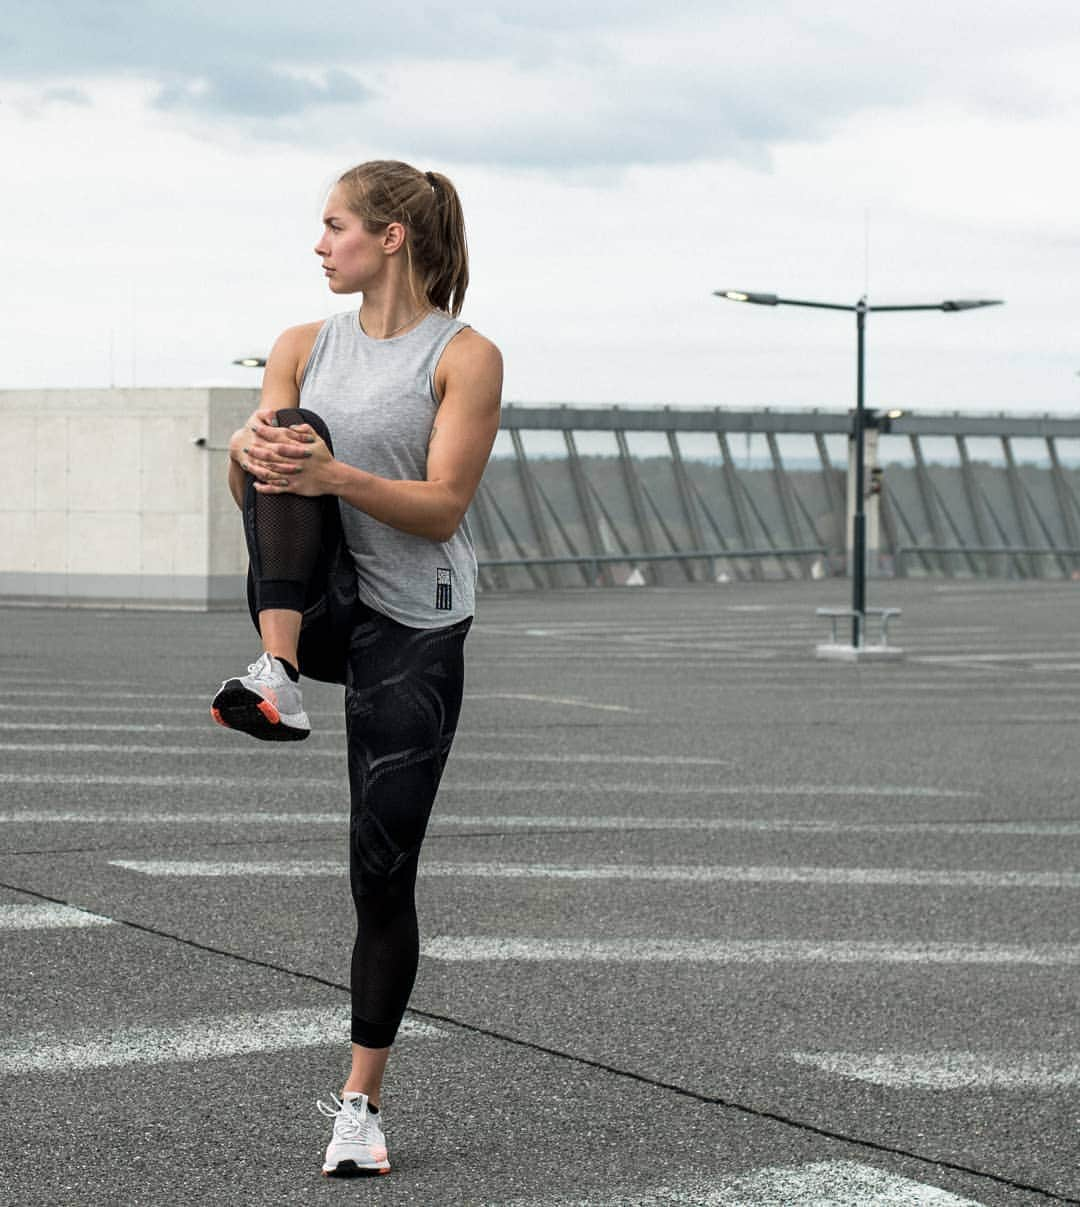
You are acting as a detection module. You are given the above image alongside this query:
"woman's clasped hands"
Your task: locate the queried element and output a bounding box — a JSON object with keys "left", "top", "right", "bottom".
{"left": 229, "top": 408, "right": 337, "bottom": 496}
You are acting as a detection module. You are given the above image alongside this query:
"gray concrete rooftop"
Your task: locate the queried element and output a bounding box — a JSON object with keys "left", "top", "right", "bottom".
{"left": 1, "top": 580, "right": 1078, "bottom": 1206}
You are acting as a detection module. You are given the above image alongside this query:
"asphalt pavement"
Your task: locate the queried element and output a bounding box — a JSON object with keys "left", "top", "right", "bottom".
{"left": 1, "top": 579, "right": 1078, "bottom": 1206}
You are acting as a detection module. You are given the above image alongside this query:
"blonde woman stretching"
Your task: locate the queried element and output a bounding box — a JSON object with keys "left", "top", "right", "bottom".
{"left": 211, "top": 160, "right": 502, "bottom": 1175}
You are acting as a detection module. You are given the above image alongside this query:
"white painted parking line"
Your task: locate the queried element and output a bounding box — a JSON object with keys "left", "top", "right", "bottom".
{"left": 0, "top": 766, "right": 974, "bottom": 801}
{"left": 431, "top": 814, "right": 1074, "bottom": 835}
{"left": 0, "top": 1007, "right": 444, "bottom": 1076}
{"left": 789, "top": 1050, "right": 1080, "bottom": 1090}
{"left": 0, "top": 904, "right": 114, "bottom": 930}
{"left": 0, "top": 722, "right": 174, "bottom": 732}
{"left": 106, "top": 859, "right": 1075, "bottom": 889}
{"left": 7, "top": 810, "right": 1065, "bottom": 833}
{"left": 465, "top": 693, "right": 643, "bottom": 713}
{"left": 1, "top": 689, "right": 205, "bottom": 700}
{"left": 0, "top": 809, "right": 349, "bottom": 824}
{"left": 421, "top": 937, "right": 1080, "bottom": 966}
{"left": 0, "top": 773, "right": 338, "bottom": 787}
{"left": 916, "top": 652, "right": 1080, "bottom": 663}
{"left": 111, "top": 860, "right": 341, "bottom": 877}
{"left": 0, "top": 743, "right": 732, "bottom": 768}
{"left": 419, "top": 862, "right": 1080, "bottom": 888}
{"left": 508, "top": 1160, "right": 985, "bottom": 1205}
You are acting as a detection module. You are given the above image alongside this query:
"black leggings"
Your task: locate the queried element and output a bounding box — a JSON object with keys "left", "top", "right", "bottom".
{"left": 245, "top": 409, "right": 471, "bottom": 1048}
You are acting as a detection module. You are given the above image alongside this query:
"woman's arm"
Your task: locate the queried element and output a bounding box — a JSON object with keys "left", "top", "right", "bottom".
{"left": 226, "top": 323, "right": 322, "bottom": 508}
{"left": 251, "top": 329, "right": 503, "bottom": 543}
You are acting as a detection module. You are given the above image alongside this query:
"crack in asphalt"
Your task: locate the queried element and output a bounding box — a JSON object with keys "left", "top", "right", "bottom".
{"left": 1, "top": 874, "right": 1076, "bottom": 1205}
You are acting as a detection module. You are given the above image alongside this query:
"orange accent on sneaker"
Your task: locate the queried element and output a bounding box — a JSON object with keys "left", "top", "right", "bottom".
{"left": 257, "top": 698, "right": 281, "bottom": 724}
{"left": 211, "top": 708, "right": 226, "bottom": 727}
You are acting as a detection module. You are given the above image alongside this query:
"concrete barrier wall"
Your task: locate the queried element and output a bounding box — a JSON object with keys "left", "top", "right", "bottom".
{"left": 0, "top": 388, "right": 257, "bottom": 609}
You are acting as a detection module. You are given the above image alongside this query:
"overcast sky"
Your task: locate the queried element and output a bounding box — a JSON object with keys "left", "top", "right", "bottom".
{"left": 3, "top": 1, "right": 1078, "bottom": 413}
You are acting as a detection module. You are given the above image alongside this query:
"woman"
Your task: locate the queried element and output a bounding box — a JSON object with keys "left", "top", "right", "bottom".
{"left": 210, "top": 160, "right": 502, "bottom": 1176}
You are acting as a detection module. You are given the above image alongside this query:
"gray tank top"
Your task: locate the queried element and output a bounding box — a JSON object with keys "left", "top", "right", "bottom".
{"left": 299, "top": 309, "right": 476, "bottom": 628}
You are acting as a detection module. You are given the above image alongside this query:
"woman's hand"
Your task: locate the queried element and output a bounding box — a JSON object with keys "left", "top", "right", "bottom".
{"left": 247, "top": 420, "right": 339, "bottom": 497}
{"left": 229, "top": 409, "right": 335, "bottom": 495}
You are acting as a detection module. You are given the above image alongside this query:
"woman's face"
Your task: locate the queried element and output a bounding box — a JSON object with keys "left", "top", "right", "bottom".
{"left": 314, "top": 185, "right": 386, "bottom": 294}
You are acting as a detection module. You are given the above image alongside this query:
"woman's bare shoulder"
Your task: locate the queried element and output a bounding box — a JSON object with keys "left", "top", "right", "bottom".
{"left": 272, "top": 320, "right": 326, "bottom": 358}
{"left": 265, "top": 321, "right": 328, "bottom": 388}
{"left": 444, "top": 324, "right": 502, "bottom": 369}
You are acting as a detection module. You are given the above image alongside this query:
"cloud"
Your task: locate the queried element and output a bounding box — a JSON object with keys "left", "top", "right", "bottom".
{"left": 4, "top": 1, "right": 1079, "bottom": 168}
{"left": 40, "top": 86, "right": 92, "bottom": 106}
{"left": 153, "top": 67, "right": 370, "bottom": 119}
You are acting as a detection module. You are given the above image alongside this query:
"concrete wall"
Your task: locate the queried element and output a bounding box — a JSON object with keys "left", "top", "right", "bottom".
{"left": 0, "top": 388, "right": 257, "bottom": 609}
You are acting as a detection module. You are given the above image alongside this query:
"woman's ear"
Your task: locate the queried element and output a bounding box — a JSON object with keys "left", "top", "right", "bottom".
{"left": 383, "top": 222, "right": 406, "bottom": 255}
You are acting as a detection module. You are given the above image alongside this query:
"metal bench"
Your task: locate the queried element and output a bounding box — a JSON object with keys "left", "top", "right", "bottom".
{"left": 816, "top": 606, "right": 902, "bottom": 647}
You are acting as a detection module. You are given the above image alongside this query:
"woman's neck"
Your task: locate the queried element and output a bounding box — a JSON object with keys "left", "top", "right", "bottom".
{"left": 358, "top": 286, "right": 430, "bottom": 340}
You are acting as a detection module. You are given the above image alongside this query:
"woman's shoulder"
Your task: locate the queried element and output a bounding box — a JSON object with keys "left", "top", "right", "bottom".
{"left": 441, "top": 322, "right": 501, "bottom": 369}
{"left": 274, "top": 319, "right": 329, "bottom": 356}
{"left": 433, "top": 321, "right": 502, "bottom": 403}
{"left": 266, "top": 319, "right": 332, "bottom": 388}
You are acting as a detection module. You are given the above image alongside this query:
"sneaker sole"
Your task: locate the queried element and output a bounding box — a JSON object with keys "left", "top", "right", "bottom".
{"left": 321, "top": 1160, "right": 391, "bottom": 1177}
{"left": 210, "top": 681, "right": 310, "bottom": 742}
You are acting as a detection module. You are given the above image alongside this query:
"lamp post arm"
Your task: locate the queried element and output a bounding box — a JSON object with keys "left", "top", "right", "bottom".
{"left": 773, "top": 297, "right": 856, "bottom": 313}
{"left": 867, "top": 304, "right": 951, "bottom": 313}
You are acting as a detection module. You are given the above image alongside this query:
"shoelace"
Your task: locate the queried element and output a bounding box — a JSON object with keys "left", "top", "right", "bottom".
{"left": 317, "top": 1093, "right": 376, "bottom": 1140}
{"left": 246, "top": 652, "right": 276, "bottom": 682}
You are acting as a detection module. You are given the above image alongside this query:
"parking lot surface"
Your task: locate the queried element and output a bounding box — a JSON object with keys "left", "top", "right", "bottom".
{"left": 1, "top": 579, "right": 1078, "bottom": 1205}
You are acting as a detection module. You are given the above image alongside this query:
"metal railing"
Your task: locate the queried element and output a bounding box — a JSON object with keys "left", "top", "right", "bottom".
{"left": 468, "top": 404, "right": 1080, "bottom": 588}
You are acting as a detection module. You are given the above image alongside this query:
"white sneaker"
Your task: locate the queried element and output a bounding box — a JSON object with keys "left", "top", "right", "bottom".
{"left": 318, "top": 1091, "right": 390, "bottom": 1176}
{"left": 210, "top": 651, "right": 311, "bottom": 742}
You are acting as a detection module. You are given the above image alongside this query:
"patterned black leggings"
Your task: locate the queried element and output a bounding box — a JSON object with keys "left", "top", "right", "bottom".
{"left": 245, "top": 409, "right": 471, "bottom": 1048}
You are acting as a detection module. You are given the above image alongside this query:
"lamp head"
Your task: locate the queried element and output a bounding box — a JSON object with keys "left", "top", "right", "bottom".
{"left": 713, "top": 290, "right": 779, "bottom": 306}
{"left": 941, "top": 299, "right": 1003, "bottom": 312}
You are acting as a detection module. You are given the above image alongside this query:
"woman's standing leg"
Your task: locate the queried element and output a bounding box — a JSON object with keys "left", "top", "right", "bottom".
{"left": 319, "top": 608, "right": 470, "bottom": 1175}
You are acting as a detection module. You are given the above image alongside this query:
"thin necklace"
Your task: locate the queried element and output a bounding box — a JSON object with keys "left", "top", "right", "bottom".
{"left": 360, "top": 307, "right": 428, "bottom": 339}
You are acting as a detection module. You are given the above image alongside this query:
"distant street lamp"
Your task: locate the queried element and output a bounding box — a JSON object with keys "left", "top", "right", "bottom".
{"left": 232, "top": 357, "right": 267, "bottom": 368}
{"left": 713, "top": 290, "right": 1003, "bottom": 649}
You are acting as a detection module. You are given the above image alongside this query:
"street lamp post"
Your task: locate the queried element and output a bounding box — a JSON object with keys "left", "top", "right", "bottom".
{"left": 714, "top": 290, "right": 1002, "bottom": 649}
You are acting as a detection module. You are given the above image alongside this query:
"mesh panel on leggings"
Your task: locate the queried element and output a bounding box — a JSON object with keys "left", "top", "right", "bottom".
{"left": 246, "top": 408, "right": 333, "bottom": 613}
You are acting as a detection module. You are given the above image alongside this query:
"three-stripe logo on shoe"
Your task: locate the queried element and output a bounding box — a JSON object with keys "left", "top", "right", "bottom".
{"left": 435, "top": 568, "right": 452, "bottom": 611}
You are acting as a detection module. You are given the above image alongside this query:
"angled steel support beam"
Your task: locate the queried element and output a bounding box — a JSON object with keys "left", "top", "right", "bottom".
{"left": 509, "top": 430, "right": 562, "bottom": 588}
{"left": 716, "top": 431, "right": 761, "bottom": 580}
{"left": 1020, "top": 477, "right": 1071, "bottom": 578}
{"left": 876, "top": 479, "right": 900, "bottom": 570}
{"left": 909, "top": 435, "right": 950, "bottom": 576}
{"left": 476, "top": 481, "right": 548, "bottom": 589}
{"left": 956, "top": 436, "right": 997, "bottom": 577}
{"left": 978, "top": 486, "right": 1027, "bottom": 579}
{"left": 1001, "top": 437, "right": 1038, "bottom": 578}
{"left": 532, "top": 472, "right": 595, "bottom": 586}
{"left": 766, "top": 431, "right": 814, "bottom": 577}
{"left": 684, "top": 469, "right": 739, "bottom": 581}
{"left": 584, "top": 476, "right": 639, "bottom": 580}
{"left": 927, "top": 473, "right": 981, "bottom": 577}
{"left": 467, "top": 485, "right": 506, "bottom": 590}
{"left": 1047, "top": 438, "right": 1080, "bottom": 576}
{"left": 883, "top": 483, "right": 926, "bottom": 578}
{"left": 735, "top": 470, "right": 797, "bottom": 580}
{"left": 563, "top": 429, "right": 614, "bottom": 586}
{"left": 813, "top": 432, "right": 844, "bottom": 561}
{"left": 614, "top": 429, "right": 660, "bottom": 584}
{"left": 667, "top": 428, "right": 708, "bottom": 582}
{"left": 639, "top": 480, "right": 698, "bottom": 581}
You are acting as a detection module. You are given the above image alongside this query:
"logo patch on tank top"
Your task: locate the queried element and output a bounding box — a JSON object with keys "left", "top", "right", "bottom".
{"left": 435, "top": 568, "right": 453, "bottom": 611}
